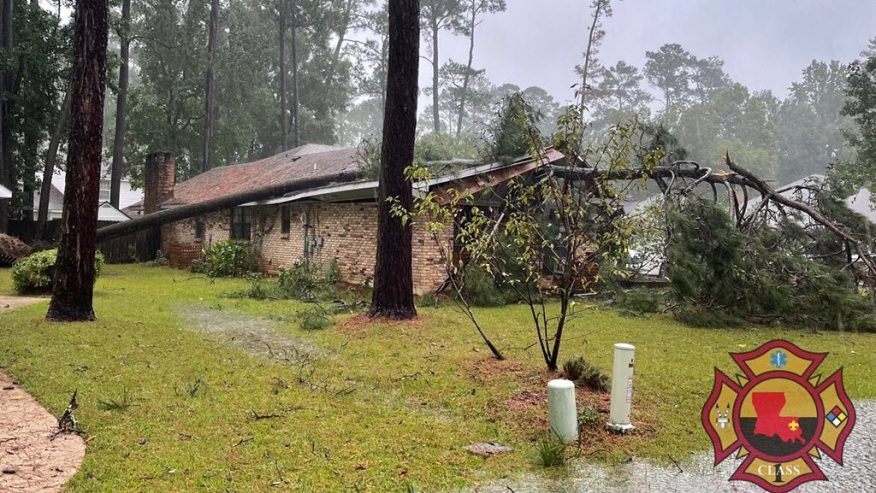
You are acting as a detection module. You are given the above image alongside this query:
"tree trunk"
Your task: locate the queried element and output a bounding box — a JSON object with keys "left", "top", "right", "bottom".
{"left": 324, "top": 0, "right": 354, "bottom": 87}
{"left": 368, "top": 0, "right": 419, "bottom": 320}
{"left": 430, "top": 17, "right": 440, "bottom": 133}
{"left": 22, "top": 120, "right": 38, "bottom": 229}
{"left": 47, "top": 0, "right": 109, "bottom": 322}
{"left": 579, "top": 0, "right": 603, "bottom": 119}
{"left": 455, "top": 1, "right": 476, "bottom": 137}
{"left": 37, "top": 89, "right": 71, "bottom": 241}
{"left": 279, "top": 0, "right": 288, "bottom": 150}
{"left": 0, "top": 0, "right": 13, "bottom": 233}
{"left": 110, "top": 0, "right": 131, "bottom": 208}
{"left": 290, "top": 0, "right": 300, "bottom": 147}
{"left": 202, "top": 0, "right": 219, "bottom": 173}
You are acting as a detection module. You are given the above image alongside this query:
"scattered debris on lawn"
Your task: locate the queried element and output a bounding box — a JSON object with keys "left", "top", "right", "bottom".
{"left": 0, "top": 234, "right": 31, "bottom": 267}
{"left": 178, "top": 306, "right": 323, "bottom": 363}
{"left": 465, "top": 442, "right": 513, "bottom": 456}
{"left": 507, "top": 390, "right": 546, "bottom": 411}
{"left": 54, "top": 390, "right": 80, "bottom": 437}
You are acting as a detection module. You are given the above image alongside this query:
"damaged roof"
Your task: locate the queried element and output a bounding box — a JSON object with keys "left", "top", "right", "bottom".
{"left": 164, "top": 144, "right": 565, "bottom": 208}
{"left": 164, "top": 144, "right": 363, "bottom": 206}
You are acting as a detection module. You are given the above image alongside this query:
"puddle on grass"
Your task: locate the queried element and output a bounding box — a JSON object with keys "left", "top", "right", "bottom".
{"left": 177, "top": 306, "right": 324, "bottom": 363}
{"left": 178, "top": 306, "right": 462, "bottom": 424}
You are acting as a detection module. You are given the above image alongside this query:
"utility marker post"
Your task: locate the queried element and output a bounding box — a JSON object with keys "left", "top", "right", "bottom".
{"left": 547, "top": 379, "right": 578, "bottom": 443}
{"left": 607, "top": 343, "right": 636, "bottom": 433}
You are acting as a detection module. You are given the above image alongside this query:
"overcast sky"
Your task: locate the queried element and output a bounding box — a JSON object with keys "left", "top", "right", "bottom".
{"left": 431, "top": 0, "right": 876, "bottom": 105}
{"left": 41, "top": 0, "right": 876, "bottom": 107}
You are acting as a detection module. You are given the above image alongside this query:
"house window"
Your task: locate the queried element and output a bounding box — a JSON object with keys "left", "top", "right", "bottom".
{"left": 99, "top": 180, "right": 111, "bottom": 201}
{"left": 230, "top": 208, "right": 252, "bottom": 241}
{"left": 194, "top": 216, "right": 205, "bottom": 242}
{"left": 281, "top": 206, "right": 291, "bottom": 238}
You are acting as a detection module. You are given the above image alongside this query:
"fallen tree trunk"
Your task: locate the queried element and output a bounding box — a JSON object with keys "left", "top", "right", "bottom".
{"left": 95, "top": 171, "right": 361, "bottom": 242}
{"left": 550, "top": 165, "right": 750, "bottom": 186}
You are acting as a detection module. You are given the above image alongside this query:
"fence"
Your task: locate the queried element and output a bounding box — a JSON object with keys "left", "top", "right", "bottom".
{"left": 96, "top": 226, "right": 161, "bottom": 264}
{"left": 7, "top": 220, "right": 161, "bottom": 264}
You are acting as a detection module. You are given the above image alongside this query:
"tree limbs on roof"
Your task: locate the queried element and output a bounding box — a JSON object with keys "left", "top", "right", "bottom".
{"left": 95, "top": 171, "right": 361, "bottom": 242}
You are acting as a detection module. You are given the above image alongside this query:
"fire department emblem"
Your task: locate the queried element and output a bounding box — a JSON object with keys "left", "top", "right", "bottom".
{"left": 702, "top": 340, "right": 856, "bottom": 492}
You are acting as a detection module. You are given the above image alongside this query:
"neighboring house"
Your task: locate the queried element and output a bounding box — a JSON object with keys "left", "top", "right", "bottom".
{"left": 33, "top": 169, "right": 142, "bottom": 223}
{"left": 0, "top": 184, "right": 11, "bottom": 200}
{"left": 745, "top": 174, "right": 876, "bottom": 223}
{"left": 156, "top": 144, "right": 565, "bottom": 294}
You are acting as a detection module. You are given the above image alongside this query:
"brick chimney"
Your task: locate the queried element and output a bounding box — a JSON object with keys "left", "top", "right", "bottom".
{"left": 143, "top": 151, "right": 176, "bottom": 214}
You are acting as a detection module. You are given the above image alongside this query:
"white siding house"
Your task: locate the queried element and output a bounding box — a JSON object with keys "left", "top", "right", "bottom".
{"left": 32, "top": 169, "right": 143, "bottom": 222}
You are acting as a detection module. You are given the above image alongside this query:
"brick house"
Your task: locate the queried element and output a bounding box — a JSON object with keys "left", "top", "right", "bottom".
{"left": 153, "top": 144, "right": 564, "bottom": 294}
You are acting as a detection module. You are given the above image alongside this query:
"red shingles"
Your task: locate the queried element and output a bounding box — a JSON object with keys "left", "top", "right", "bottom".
{"left": 164, "top": 147, "right": 364, "bottom": 207}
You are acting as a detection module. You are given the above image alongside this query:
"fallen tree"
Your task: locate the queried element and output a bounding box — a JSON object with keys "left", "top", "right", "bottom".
{"left": 95, "top": 171, "right": 361, "bottom": 242}
{"left": 95, "top": 148, "right": 875, "bottom": 295}
{"left": 0, "top": 233, "right": 31, "bottom": 266}
{"left": 723, "top": 153, "right": 876, "bottom": 283}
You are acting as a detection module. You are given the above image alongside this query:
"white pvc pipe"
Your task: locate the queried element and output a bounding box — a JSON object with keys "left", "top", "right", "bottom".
{"left": 547, "top": 379, "right": 578, "bottom": 443}
{"left": 608, "top": 343, "right": 636, "bottom": 433}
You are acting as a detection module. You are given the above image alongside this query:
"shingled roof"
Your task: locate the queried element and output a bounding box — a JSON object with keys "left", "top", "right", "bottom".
{"left": 163, "top": 144, "right": 364, "bottom": 207}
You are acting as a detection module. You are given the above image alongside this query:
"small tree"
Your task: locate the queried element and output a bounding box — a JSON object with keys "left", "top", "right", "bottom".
{"left": 496, "top": 111, "right": 659, "bottom": 370}
{"left": 400, "top": 105, "right": 661, "bottom": 370}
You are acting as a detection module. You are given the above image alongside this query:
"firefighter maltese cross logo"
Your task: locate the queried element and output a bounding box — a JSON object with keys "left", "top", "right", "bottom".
{"left": 701, "top": 340, "right": 856, "bottom": 492}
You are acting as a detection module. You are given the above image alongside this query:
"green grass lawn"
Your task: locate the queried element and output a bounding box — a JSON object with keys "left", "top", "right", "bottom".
{"left": 1, "top": 264, "right": 874, "bottom": 492}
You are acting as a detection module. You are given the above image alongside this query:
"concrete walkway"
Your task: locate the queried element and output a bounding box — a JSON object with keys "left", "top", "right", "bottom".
{"left": 0, "top": 295, "right": 46, "bottom": 311}
{"left": 0, "top": 371, "right": 86, "bottom": 493}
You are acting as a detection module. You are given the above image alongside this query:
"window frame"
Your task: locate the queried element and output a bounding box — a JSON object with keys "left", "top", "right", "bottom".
{"left": 98, "top": 180, "right": 111, "bottom": 201}
{"left": 280, "top": 206, "right": 291, "bottom": 238}
{"left": 194, "top": 216, "right": 205, "bottom": 242}
{"left": 230, "top": 207, "right": 252, "bottom": 241}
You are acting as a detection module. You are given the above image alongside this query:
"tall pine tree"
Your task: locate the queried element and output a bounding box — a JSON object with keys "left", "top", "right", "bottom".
{"left": 369, "top": 0, "right": 420, "bottom": 320}
{"left": 47, "top": 0, "right": 109, "bottom": 321}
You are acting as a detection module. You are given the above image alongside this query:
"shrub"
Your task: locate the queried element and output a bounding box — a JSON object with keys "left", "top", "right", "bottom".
{"left": 325, "top": 259, "right": 341, "bottom": 285}
{"left": 153, "top": 249, "right": 168, "bottom": 266}
{"left": 577, "top": 405, "right": 602, "bottom": 429}
{"left": 296, "top": 306, "right": 333, "bottom": 330}
{"left": 233, "top": 273, "right": 277, "bottom": 300}
{"left": 614, "top": 287, "right": 663, "bottom": 316}
{"left": 12, "top": 249, "right": 105, "bottom": 294}
{"left": 194, "top": 240, "right": 257, "bottom": 277}
{"left": 562, "top": 356, "right": 609, "bottom": 392}
{"left": 278, "top": 262, "right": 337, "bottom": 301}
{"left": 279, "top": 263, "right": 319, "bottom": 298}
{"left": 417, "top": 292, "right": 440, "bottom": 307}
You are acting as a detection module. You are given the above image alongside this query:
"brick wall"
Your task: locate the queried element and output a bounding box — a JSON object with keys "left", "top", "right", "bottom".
{"left": 162, "top": 202, "right": 452, "bottom": 294}
{"left": 161, "top": 211, "right": 229, "bottom": 268}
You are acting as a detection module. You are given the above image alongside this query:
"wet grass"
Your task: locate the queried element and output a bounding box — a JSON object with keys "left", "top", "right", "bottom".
{"left": 0, "top": 264, "right": 874, "bottom": 491}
